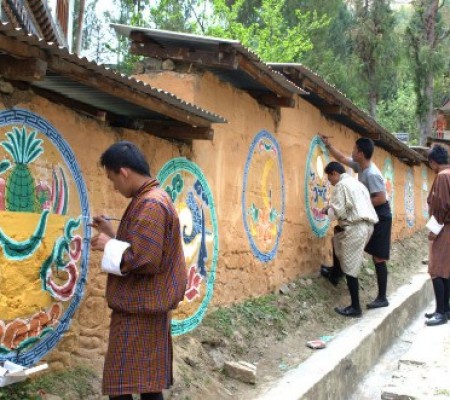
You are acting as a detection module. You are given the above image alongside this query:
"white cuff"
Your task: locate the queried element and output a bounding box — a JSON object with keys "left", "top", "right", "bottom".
{"left": 101, "top": 239, "right": 131, "bottom": 276}
{"left": 426, "top": 215, "right": 444, "bottom": 235}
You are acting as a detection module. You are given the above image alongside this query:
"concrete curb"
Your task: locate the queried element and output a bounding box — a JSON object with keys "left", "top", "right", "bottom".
{"left": 256, "top": 269, "right": 434, "bottom": 400}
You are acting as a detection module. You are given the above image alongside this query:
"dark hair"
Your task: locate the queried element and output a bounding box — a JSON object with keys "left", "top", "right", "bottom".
{"left": 355, "top": 137, "right": 374, "bottom": 159}
{"left": 428, "top": 144, "right": 449, "bottom": 165}
{"left": 100, "top": 141, "right": 150, "bottom": 176}
{"left": 324, "top": 161, "right": 346, "bottom": 175}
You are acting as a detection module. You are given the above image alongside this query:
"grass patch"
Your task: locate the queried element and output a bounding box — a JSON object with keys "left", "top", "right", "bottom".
{"left": 203, "top": 294, "right": 286, "bottom": 338}
{"left": 0, "top": 365, "right": 97, "bottom": 400}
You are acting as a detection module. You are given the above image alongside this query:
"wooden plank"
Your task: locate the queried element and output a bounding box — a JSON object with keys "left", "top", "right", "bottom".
{"left": 130, "top": 41, "right": 240, "bottom": 70}
{"left": 237, "top": 57, "right": 294, "bottom": 99}
{"left": 320, "top": 104, "right": 344, "bottom": 115}
{"left": 144, "top": 122, "right": 214, "bottom": 141}
{"left": 0, "top": 34, "right": 44, "bottom": 58}
{"left": 0, "top": 55, "right": 47, "bottom": 81}
{"left": 250, "top": 92, "right": 295, "bottom": 108}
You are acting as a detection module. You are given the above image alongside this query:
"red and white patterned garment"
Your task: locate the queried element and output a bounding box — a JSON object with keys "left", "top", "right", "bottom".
{"left": 101, "top": 179, "right": 187, "bottom": 396}
{"left": 428, "top": 168, "right": 450, "bottom": 279}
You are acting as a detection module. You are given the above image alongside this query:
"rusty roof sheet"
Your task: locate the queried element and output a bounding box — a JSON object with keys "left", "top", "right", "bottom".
{"left": 0, "top": 23, "right": 227, "bottom": 125}
{"left": 111, "top": 24, "right": 307, "bottom": 98}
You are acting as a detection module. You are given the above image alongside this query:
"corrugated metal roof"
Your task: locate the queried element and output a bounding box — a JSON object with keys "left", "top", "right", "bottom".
{"left": 270, "top": 62, "right": 424, "bottom": 165}
{"left": 111, "top": 24, "right": 307, "bottom": 98}
{"left": 0, "top": 23, "right": 226, "bottom": 125}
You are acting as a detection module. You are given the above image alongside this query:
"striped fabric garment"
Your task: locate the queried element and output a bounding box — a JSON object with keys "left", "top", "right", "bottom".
{"left": 103, "top": 178, "right": 187, "bottom": 396}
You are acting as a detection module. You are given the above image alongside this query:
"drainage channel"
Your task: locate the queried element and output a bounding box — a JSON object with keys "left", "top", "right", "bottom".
{"left": 349, "top": 302, "right": 432, "bottom": 400}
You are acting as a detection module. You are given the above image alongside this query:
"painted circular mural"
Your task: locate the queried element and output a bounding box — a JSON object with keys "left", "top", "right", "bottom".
{"left": 305, "top": 135, "right": 331, "bottom": 237}
{"left": 157, "top": 158, "right": 218, "bottom": 336}
{"left": 383, "top": 157, "right": 395, "bottom": 217}
{"left": 421, "top": 166, "right": 429, "bottom": 219}
{"left": 405, "top": 167, "right": 415, "bottom": 228}
{"left": 242, "top": 130, "right": 285, "bottom": 262}
{"left": 0, "top": 109, "right": 90, "bottom": 366}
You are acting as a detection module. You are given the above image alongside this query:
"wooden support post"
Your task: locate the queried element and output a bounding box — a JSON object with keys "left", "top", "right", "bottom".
{"left": 0, "top": 55, "right": 47, "bottom": 81}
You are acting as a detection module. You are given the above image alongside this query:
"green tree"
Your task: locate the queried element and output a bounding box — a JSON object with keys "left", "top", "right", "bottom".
{"left": 206, "top": 0, "right": 328, "bottom": 62}
{"left": 149, "top": 0, "right": 209, "bottom": 33}
{"left": 377, "top": 81, "right": 418, "bottom": 141}
{"left": 106, "top": 0, "right": 149, "bottom": 73}
{"left": 349, "top": 0, "right": 400, "bottom": 118}
{"left": 407, "top": 0, "right": 450, "bottom": 144}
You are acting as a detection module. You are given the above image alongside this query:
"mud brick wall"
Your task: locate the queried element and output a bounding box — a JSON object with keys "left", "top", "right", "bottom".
{"left": 0, "top": 73, "right": 432, "bottom": 373}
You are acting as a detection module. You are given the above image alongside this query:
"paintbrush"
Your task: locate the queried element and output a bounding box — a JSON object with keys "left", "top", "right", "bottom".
{"left": 83, "top": 215, "right": 122, "bottom": 222}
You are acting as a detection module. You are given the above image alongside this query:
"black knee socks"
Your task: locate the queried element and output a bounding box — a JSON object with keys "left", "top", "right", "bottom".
{"left": 444, "top": 278, "right": 449, "bottom": 313}
{"left": 331, "top": 247, "right": 343, "bottom": 278}
{"left": 110, "top": 396, "right": 133, "bottom": 400}
{"left": 432, "top": 277, "right": 446, "bottom": 314}
{"left": 346, "top": 275, "right": 360, "bottom": 311}
{"left": 375, "top": 261, "right": 388, "bottom": 301}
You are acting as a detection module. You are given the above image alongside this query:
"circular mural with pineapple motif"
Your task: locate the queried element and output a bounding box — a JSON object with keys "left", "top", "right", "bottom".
{"left": 0, "top": 109, "right": 90, "bottom": 366}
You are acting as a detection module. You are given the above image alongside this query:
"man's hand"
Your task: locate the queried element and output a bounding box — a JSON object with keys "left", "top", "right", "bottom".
{"left": 319, "top": 134, "right": 331, "bottom": 148}
{"left": 428, "top": 232, "right": 438, "bottom": 241}
{"left": 91, "top": 233, "right": 112, "bottom": 251}
{"left": 320, "top": 206, "right": 330, "bottom": 215}
{"left": 90, "top": 215, "right": 116, "bottom": 238}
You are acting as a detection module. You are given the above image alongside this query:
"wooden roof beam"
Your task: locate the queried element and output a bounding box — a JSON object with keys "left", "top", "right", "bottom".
{"left": 130, "top": 40, "right": 240, "bottom": 70}
{"left": 143, "top": 121, "right": 214, "bottom": 141}
{"left": 320, "top": 104, "right": 345, "bottom": 115}
{"left": 0, "top": 33, "right": 216, "bottom": 128}
{"left": 130, "top": 32, "right": 295, "bottom": 99}
{"left": 0, "top": 55, "right": 47, "bottom": 81}
{"left": 238, "top": 57, "right": 295, "bottom": 99}
{"left": 250, "top": 92, "right": 295, "bottom": 108}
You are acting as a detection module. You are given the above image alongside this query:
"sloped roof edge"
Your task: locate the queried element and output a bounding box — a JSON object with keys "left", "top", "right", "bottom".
{"left": 270, "top": 62, "right": 424, "bottom": 165}
{"left": 111, "top": 24, "right": 307, "bottom": 99}
{"left": 0, "top": 23, "right": 227, "bottom": 126}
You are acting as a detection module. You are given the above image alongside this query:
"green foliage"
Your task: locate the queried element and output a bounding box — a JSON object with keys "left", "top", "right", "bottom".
{"left": 406, "top": 0, "right": 450, "bottom": 143}
{"left": 150, "top": 0, "right": 207, "bottom": 32}
{"left": 206, "top": 0, "right": 329, "bottom": 62}
{"left": 377, "top": 81, "right": 419, "bottom": 142}
{"left": 348, "top": 0, "right": 400, "bottom": 116}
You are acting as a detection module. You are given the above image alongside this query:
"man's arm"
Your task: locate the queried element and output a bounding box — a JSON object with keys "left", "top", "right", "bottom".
{"left": 371, "top": 192, "right": 387, "bottom": 207}
{"left": 319, "top": 134, "right": 353, "bottom": 167}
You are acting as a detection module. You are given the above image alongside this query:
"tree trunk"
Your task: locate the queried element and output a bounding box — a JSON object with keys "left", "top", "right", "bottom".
{"left": 74, "top": 0, "right": 86, "bottom": 56}
{"left": 417, "top": 0, "right": 439, "bottom": 145}
{"left": 419, "top": 72, "right": 435, "bottom": 145}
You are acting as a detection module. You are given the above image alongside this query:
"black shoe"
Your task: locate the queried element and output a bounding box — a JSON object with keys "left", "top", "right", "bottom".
{"left": 321, "top": 266, "right": 340, "bottom": 286}
{"left": 366, "top": 298, "right": 389, "bottom": 309}
{"left": 426, "top": 311, "right": 450, "bottom": 318}
{"left": 425, "top": 313, "right": 448, "bottom": 326}
{"left": 334, "top": 306, "right": 362, "bottom": 317}
{"left": 320, "top": 265, "right": 332, "bottom": 278}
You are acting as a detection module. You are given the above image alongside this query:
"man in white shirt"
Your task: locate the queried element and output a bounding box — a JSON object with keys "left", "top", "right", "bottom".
{"left": 322, "top": 162, "right": 378, "bottom": 317}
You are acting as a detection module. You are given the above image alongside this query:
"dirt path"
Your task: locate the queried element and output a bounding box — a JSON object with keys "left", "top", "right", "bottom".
{"left": 0, "top": 231, "right": 428, "bottom": 400}
{"left": 169, "top": 231, "right": 429, "bottom": 400}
